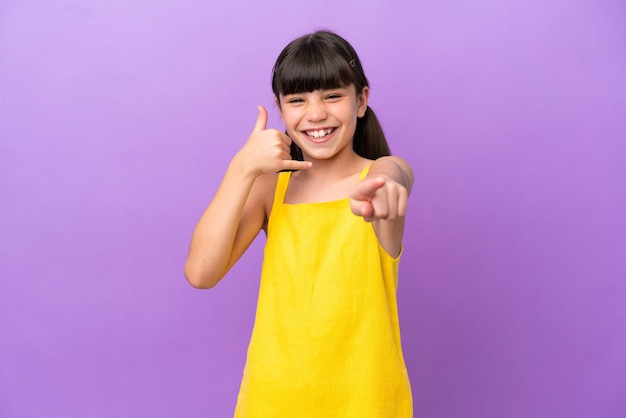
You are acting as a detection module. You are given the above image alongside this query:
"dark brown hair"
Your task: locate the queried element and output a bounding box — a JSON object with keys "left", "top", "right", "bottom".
{"left": 271, "top": 30, "right": 391, "bottom": 160}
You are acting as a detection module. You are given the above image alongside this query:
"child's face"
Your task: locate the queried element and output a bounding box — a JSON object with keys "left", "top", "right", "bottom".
{"left": 276, "top": 84, "right": 369, "bottom": 162}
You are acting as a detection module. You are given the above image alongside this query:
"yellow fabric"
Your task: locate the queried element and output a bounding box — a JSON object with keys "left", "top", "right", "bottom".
{"left": 235, "top": 166, "right": 412, "bottom": 417}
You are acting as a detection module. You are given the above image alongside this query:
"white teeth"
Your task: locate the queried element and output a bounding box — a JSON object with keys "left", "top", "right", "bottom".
{"left": 306, "top": 129, "right": 333, "bottom": 138}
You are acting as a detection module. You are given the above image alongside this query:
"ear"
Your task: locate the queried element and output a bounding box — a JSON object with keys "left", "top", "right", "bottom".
{"left": 274, "top": 96, "right": 283, "bottom": 120}
{"left": 357, "top": 87, "right": 369, "bottom": 118}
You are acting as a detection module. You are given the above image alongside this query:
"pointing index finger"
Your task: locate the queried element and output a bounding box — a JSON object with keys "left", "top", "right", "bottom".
{"left": 351, "top": 176, "right": 386, "bottom": 201}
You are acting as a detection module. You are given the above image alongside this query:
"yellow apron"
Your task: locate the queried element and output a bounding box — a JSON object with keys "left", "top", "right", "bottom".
{"left": 235, "top": 166, "right": 412, "bottom": 417}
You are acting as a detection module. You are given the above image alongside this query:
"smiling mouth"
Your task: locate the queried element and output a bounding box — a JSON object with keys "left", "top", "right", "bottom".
{"left": 304, "top": 128, "right": 336, "bottom": 139}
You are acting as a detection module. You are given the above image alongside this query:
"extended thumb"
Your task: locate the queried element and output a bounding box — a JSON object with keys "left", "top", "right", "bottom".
{"left": 253, "top": 105, "right": 268, "bottom": 132}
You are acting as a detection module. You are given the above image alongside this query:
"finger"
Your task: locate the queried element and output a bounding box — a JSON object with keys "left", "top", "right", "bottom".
{"left": 396, "top": 187, "right": 408, "bottom": 217}
{"left": 373, "top": 186, "right": 407, "bottom": 220}
{"left": 370, "top": 188, "right": 390, "bottom": 220}
{"left": 279, "top": 130, "right": 292, "bottom": 146}
{"left": 361, "top": 202, "right": 375, "bottom": 221}
{"left": 279, "top": 160, "right": 313, "bottom": 171}
{"left": 384, "top": 187, "right": 398, "bottom": 219}
{"left": 350, "top": 198, "right": 373, "bottom": 219}
{"left": 350, "top": 176, "right": 386, "bottom": 202}
{"left": 253, "top": 105, "right": 268, "bottom": 132}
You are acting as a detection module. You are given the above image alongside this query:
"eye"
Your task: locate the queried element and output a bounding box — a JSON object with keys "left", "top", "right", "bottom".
{"left": 286, "top": 97, "right": 304, "bottom": 104}
{"left": 325, "top": 93, "right": 342, "bottom": 100}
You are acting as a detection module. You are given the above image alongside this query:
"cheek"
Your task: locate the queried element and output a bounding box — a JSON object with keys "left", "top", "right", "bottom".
{"left": 283, "top": 118, "right": 300, "bottom": 133}
{"left": 343, "top": 107, "right": 360, "bottom": 124}
{"left": 280, "top": 111, "right": 299, "bottom": 128}
{"left": 282, "top": 116, "right": 301, "bottom": 137}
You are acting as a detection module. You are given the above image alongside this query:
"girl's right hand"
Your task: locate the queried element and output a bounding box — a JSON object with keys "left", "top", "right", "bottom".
{"left": 234, "top": 105, "right": 312, "bottom": 176}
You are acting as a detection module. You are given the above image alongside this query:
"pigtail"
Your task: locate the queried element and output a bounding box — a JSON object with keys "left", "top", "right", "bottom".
{"left": 353, "top": 106, "right": 390, "bottom": 159}
{"left": 290, "top": 141, "right": 304, "bottom": 161}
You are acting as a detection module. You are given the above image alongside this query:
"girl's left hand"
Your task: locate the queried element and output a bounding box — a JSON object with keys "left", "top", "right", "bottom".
{"left": 349, "top": 175, "right": 408, "bottom": 222}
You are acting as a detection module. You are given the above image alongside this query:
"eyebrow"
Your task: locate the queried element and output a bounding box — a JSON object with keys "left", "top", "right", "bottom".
{"left": 282, "top": 86, "right": 349, "bottom": 96}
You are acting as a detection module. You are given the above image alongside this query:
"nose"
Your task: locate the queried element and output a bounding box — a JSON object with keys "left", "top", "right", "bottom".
{"left": 306, "top": 98, "right": 327, "bottom": 122}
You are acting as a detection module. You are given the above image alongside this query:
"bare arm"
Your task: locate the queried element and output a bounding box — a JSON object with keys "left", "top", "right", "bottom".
{"left": 349, "top": 156, "right": 414, "bottom": 257}
{"left": 184, "top": 106, "right": 311, "bottom": 289}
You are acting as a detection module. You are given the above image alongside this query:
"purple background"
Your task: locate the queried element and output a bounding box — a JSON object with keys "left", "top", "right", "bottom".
{"left": 1, "top": 0, "right": 625, "bottom": 417}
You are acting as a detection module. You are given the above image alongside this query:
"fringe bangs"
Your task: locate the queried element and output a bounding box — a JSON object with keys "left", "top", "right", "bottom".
{"left": 272, "top": 41, "right": 356, "bottom": 96}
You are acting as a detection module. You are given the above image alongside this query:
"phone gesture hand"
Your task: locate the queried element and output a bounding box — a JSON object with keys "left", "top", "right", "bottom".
{"left": 237, "top": 106, "right": 311, "bottom": 176}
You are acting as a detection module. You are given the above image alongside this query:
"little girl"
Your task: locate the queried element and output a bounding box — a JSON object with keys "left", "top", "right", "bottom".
{"left": 185, "top": 30, "right": 413, "bottom": 417}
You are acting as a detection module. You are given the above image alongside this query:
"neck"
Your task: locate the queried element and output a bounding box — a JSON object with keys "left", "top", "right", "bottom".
{"left": 300, "top": 150, "right": 366, "bottom": 180}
